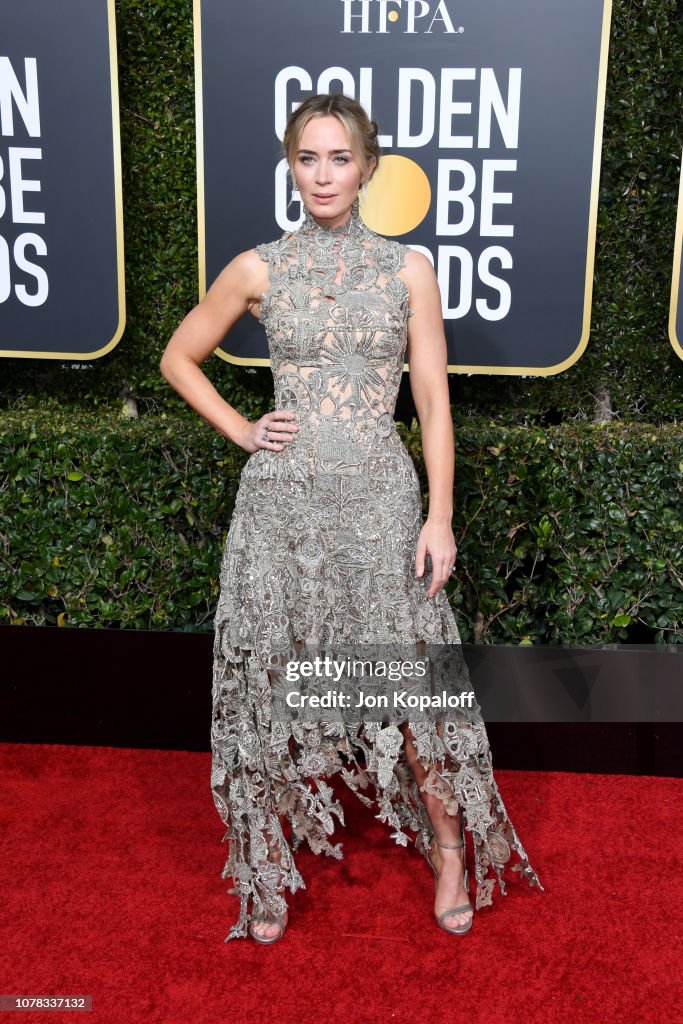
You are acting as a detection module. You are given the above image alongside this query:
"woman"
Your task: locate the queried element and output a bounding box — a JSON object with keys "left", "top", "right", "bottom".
{"left": 160, "top": 93, "right": 543, "bottom": 944}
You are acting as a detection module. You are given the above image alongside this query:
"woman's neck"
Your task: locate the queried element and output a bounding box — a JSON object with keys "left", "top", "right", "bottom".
{"left": 300, "top": 196, "right": 362, "bottom": 235}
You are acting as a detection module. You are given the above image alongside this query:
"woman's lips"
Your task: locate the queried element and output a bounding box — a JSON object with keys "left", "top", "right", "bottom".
{"left": 313, "top": 194, "right": 336, "bottom": 202}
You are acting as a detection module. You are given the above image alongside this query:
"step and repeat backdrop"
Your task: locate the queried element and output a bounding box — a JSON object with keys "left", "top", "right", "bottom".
{"left": 1, "top": 0, "right": 680, "bottom": 370}
{"left": 195, "top": 0, "right": 612, "bottom": 373}
{"left": 0, "top": 0, "right": 124, "bottom": 361}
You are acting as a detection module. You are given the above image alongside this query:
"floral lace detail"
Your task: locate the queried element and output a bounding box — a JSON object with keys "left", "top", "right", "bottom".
{"left": 211, "top": 196, "right": 543, "bottom": 940}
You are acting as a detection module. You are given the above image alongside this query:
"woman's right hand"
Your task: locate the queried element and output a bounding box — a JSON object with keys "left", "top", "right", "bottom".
{"left": 240, "top": 410, "right": 300, "bottom": 453}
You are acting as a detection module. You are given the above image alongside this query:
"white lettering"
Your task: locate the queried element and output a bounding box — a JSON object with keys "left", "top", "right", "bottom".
{"left": 358, "top": 68, "right": 391, "bottom": 145}
{"left": 397, "top": 69, "right": 435, "bottom": 147}
{"left": 480, "top": 160, "right": 515, "bottom": 236}
{"left": 317, "top": 66, "right": 356, "bottom": 97}
{"left": 376, "top": 0, "right": 395, "bottom": 33}
{"left": 437, "top": 246, "right": 472, "bottom": 317}
{"left": 405, "top": 0, "right": 430, "bottom": 34}
{"left": 14, "top": 232, "right": 48, "bottom": 306}
{"left": 340, "top": 0, "right": 456, "bottom": 35}
{"left": 275, "top": 158, "right": 302, "bottom": 231}
{"left": 0, "top": 57, "right": 40, "bottom": 137}
{"left": 439, "top": 69, "right": 476, "bottom": 148}
{"left": 340, "top": 0, "right": 371, "bottom": 34}
{"left": 427, "top": 0, "right": 456, "bottom": 33}
{"left": 436, "top": 159, "right": 476, "bottom": 235}
{"left": 9, "top": 147, "right": 44, "bottom": 223}
{"left": 478, "top": 68, "right": 521, "bottom": 148}
{"left": 274, "top": 66, "right": 313, "bottom": 139}
{"left": 0, "top": 235, "right": 10, "bottom": 302}
{"left": 270, "top": 62, "right": 520, "bottom": 324}
{"left": 476, "top": 247, "right": 512, "bottom": 320}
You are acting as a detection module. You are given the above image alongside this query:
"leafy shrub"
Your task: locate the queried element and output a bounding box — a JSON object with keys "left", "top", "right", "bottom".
{"left": 1, "top": 410, "right": 680, "bottom": 644}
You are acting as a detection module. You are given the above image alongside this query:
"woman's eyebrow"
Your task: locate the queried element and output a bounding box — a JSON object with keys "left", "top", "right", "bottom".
{"left": 296, "top": 148, "right": 353, "bottom": 155}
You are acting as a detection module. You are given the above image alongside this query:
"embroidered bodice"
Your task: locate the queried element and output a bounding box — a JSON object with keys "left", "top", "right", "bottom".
{"left": 254, "top": 196, "right": 414, "bottom": 475}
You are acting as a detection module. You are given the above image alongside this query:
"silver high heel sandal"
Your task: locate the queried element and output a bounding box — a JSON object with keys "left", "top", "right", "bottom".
{"left": 248, "top": 909, "right": 288, "bottom": 945}
{"left": 248, "top": 842, "right": 288, "bottom": 945}
{"left": 425, "top": 818, "right": 473, "bottom": 935}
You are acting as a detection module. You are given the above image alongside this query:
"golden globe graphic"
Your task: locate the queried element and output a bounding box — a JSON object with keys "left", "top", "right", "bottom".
{"left": 361, "top": 155, "right": 432, "bottom": 237}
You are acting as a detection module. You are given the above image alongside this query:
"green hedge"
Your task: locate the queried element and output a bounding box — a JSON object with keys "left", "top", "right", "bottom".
{"left": 0, "top": 0, "right": 681, "bottom": 423}
{"left": 1, "top": 409, "right": 681, "bottom": 644}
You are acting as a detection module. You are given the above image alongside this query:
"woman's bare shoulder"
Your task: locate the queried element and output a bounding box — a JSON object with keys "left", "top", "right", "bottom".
{"left": 397, "top": 247, "right": 439, "bottom": 306}
{"left": 211, "top": 246, "right": 269, "bottom": 292}
{"left": 227, "top": 246, "right": 270, "bottom": 273}
{"left": 401, "top": 247, "right": 436, "bottom": 281}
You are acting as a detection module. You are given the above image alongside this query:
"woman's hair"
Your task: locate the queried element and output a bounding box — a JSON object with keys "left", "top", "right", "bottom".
{"left": 282, "top": 93, "right": 381, "bottom": 187}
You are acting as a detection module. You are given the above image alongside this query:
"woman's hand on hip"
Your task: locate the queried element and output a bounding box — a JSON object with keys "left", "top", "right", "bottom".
{"left": 240, "top": 410, "right": 300, "bottom": 454}
{"left": 415, "top": 519, "right": 457, "bottom": 599}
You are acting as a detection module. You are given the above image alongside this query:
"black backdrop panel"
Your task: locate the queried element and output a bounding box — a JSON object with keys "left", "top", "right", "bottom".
{"left": 0, "top": 0, "right": 124, "bottom": 359}
{"left": 197, "top": 0, "right": 611, "bottom": 374}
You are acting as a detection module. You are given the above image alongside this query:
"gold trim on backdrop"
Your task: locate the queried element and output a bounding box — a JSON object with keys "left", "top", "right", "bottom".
{"left": 214, "top": 352, "right": 277, "bottom": 366}
{"left": 196, "top": 0, "right": 613, "bottom": 375}
{"left": 0, "top": 0, "right": 126, "bottom": 361}
{"left": 193, "top": 0, "right": 206, "bottom": 301}
{"left": 668, "top": 151, "right": 683, "bottom": 361}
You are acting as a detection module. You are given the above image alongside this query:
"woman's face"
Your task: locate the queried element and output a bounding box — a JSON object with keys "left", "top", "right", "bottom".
{"left": 293, "top": 114, "right": 374, "bottom": 228}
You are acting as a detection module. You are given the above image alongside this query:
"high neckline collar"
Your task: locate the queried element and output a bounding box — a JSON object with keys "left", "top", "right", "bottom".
{"left": 299, "top": 195, "right": 364, "bottom": 238}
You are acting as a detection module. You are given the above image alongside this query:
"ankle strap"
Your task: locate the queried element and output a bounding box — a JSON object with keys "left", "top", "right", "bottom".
{"left": 434, "top": 837, "right": 464, "bottom": 849}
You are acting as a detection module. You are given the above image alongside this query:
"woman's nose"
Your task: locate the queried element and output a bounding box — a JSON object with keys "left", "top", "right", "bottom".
{"left": 316, "top": 162, "right": 332, "bottom": 184}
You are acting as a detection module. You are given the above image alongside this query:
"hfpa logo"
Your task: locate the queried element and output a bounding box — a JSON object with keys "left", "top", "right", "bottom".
{"left": 339, "top": 0, "right": 462, "bottom": 35}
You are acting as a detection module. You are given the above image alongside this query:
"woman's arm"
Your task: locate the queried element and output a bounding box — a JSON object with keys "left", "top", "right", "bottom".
{"left": 400, "top": 250, "right": 457, "bottom": 599}
{"left": 159, "top": 250, "right": 298, "bottom": 453}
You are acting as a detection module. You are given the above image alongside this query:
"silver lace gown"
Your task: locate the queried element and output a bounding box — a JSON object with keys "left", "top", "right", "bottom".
{"left": 211, "top": 196, "right": 543, "bottom": 941}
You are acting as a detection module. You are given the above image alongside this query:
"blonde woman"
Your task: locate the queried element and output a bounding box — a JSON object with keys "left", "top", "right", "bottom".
{"left": 160, "top": 93, "right": 542, "bottom": 944}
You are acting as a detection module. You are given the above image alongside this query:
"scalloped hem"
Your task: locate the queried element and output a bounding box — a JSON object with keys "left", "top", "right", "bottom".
{"left": 211, "top": 644, "right": 543, "bottom": 942}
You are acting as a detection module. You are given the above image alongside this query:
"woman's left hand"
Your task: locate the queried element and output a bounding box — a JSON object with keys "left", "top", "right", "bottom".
{"left": 415, "top": 519, "right": 457, "bottom": 599}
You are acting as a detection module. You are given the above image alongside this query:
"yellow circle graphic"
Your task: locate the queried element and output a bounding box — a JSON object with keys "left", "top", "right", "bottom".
{"left": 360, "top": 155, "right": 431, "bottom": 236}
{"left": 388, "top": 10, "right": 399, "bottom": 21}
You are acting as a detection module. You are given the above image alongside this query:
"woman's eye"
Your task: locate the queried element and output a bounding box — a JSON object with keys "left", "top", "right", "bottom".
{"left": 297, "top": 155, "right": 350, "bottom": 165}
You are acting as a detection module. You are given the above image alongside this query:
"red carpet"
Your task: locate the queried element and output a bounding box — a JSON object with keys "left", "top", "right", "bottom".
{"left": 0, "top": 742, "right": 680, "bottom": 1024}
